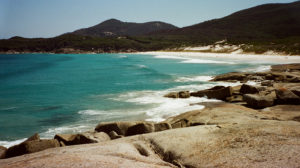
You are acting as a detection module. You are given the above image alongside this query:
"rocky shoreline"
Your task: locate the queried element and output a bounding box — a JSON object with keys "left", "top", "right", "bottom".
{"left": 1, "top": 63, "right": 300, "bottom": 167}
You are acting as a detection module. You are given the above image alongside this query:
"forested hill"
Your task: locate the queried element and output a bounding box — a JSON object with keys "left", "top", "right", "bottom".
{"left": 71, "top": 19, "right": 178, "bottom": 37}
{"left": 152, "top": 1, "right": 300, "bottom": 42}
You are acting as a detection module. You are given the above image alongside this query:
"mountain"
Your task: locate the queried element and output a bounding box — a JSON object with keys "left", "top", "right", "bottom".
{"left": 71, "top": 19, "right": 178, "bottom": 37}
{"left": 152, "top": 1, "right": 300, "bottom": 43}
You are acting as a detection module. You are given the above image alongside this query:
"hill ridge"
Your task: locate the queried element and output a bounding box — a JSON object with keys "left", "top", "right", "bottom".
{"left": 71, "top": 19, "right": 178, "bottom": 37}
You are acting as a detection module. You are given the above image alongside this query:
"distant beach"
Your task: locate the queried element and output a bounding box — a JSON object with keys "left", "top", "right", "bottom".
{"left": 140, "top": 51, "right": 300, "bottom": 64}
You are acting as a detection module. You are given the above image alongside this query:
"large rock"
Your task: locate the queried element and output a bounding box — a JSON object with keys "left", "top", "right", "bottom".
{"left": 0, "top": 140, "right": 175, "bottom": 168}
{"left": 178, "top": 91, "right": 190, "bottom": 98}
{"left": 261, "top": 80, "right": 273, "bottom": 87}
{"left": 154, "top": 122, "right": 172, "bottom": 132}
{"left": 126, "top": 122, "right": 155, "bottom": 136}
{"left": 82, "top": 132, "right": 111, "bottom": 143}
{"left": 240, "top": 84, "right": 265, "bottom": 94}
{"left": 0, "top": 146, "right": 7, "bottom": 159}
{"left": 55, "top": 134, "right": 86, "bottom": 146}
{"left": 164, "top": 92, "right": 179, "bottom": 98}
{"left": 264, "top": 72, "right": 300, "bottom": 83}
{"left": 265, "top": 72, "right": 286, "bottom": 81}
{"left": 243, "top": 94, "right": 274, "bottom": 109}
{"left": 26, "top": 133, "right": 40, "bottom": 141}
{"left": 191, "top": 86, "right": 233, "bottom": 100}
{"left": 5, "top": 133, "right": 41, "bottom": 158}
{"left": 170, "top": 119, "right": 189, "bottom": 129}
{"left": 211, "top": 72, "right": 248, "bottom": 82}
{"left": 271, "top": 63, "right": 300, "bottom": 72}
{"left": 275, "top": 88, "right": 300, "bottom": 105}
{"left": 54, "top": 132, "right": 110, "bottom": 146}
{"left": 95, "top": 121, "right": 138, "bottom": 135}
{"left": 164, "top": 91, "right": 190, "bottom": 99}
{"left": 108, "top": 131, "right": 123, "bottom": 140}
{"left": 6, "top": 139, "right": 60, "bottom": 158}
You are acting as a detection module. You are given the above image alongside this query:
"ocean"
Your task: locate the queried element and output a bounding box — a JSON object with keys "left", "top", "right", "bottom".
{"left": 0, "top": 53, "right": 273, "bottom": 147}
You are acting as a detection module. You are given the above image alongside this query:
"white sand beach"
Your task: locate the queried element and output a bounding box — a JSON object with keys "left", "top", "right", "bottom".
{"left": 140, "top": 51, "right": 300, "bottom": 64}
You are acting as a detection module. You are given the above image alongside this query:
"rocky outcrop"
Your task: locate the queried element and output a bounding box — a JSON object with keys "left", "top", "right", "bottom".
{"left": 191, "top": 86, "right": 233, "bottom": 100}
{"left": 164, "top": 92, "right": 179, "bottom": 98}
{"left": 55, "top": 134, "right": 90, "bottom": 146}
{"left": 170, "top": 119, "right": 189, "bottom": 128}
{"left": 6, "top": 137, "right": 60, "bottom": 158}
{"left": 95, "top": 121, "right": 173, "bottom": 138}
{"left": 275, "top": 88, "right": 300, "bottom": 105}
{"left": 54, "top": 132, "right": 110, "bottom": 146}
{"left": 206, "top": 63, "right": 300, "bottom": 108}
{"left": 178, "top": 91, "right": 190, "bottom": 98}
{"left": 165, "top": 64, "right": 300, "bottom": 108}
{"left": 211, "top": 64, "right": 300, "bottom": 83}
{"left": 240, "top": 84, "right": 266, "bottom": 94}
{"left": 82, "top": 131, "right": 111, "bottom": 143}
{"left": 95, "top": 121, "right": 138, "bottom": 135}
{"left": 5, "top": 133, "right": 43, "bottom": 158}
{"left": 2, "top": 103, "right": 300, "bottom": 168}
{"left": 164, "top": 91, "right": 190, "bottom": 98}
{"left": 108, "top": 131, "right": 123, "bottom": 140}
{"left": 243, "top": 94, "right": 274, "bottom": 109}
{"left": 126, "top": 123, "right": 155, "bottom": 136}
{"left": 154, "top": 122, "right": 172, "bottom": 132}
{"left": 261, "top": 80, "right": 273, "bottom": 87}
{"left": 211, "top": 72, "right": 249, "bottom": 82}
{"left": 0, "top": 146, "right": 6, "bottom": 159}
{"left": 271, "top": 63, "right": 300, "bottom": 72}
{"left": 26, "top": 133, "right": 40, "bottom": 141}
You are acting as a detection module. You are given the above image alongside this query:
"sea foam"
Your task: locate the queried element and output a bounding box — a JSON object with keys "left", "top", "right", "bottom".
{"left": 0, "top": 138, "right": 27, "bottom": 148}
{"left": 137, "top": 64, "right": 148, "bottom": 69}
{"left": 78, "top": 109, "right": 107, "bottom": 116}
{"left": 112, "top": 81, "right": 243, "bottom": 122}
{"left": 241, "top": 65, "right": 271, "bottom": 73}
{"left": 175, "top": 76, "right": 213, "bottom": 82}
{"left": 154, "top": 55, "right": 186, "bottom": 60}
{"left": 118, "top": 55, "right": 128, "bottom": 58}
{"left": 154, "top": 54, "right": 236, "bottom": 64}
{"left": 180, "top": 58, "right": 235, "bottom": 64}
{"left": 40, "top": 125, "right": 91, "bottom": 139}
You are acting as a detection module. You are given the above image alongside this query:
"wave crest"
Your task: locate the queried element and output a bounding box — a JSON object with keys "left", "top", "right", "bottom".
{"left": 154, "top": 54, "right": 236, "bottom": 64}
{"left": 0, "top": 138, "right": 27, "bottom": 148}
{"left": 175, "top": 76, "right": 213, "bottom": 82}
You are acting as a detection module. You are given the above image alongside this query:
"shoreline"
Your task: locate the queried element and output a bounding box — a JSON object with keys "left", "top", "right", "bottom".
{"left": 139, "top": 51, "right": 300, "bottom": 64}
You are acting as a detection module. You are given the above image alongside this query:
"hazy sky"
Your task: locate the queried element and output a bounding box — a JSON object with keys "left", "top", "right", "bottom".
{"left": 0, "top": 0, "right": 296, "bottom": 39}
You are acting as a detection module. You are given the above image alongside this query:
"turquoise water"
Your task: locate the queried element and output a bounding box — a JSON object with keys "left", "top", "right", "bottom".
{"left": 0, "top": 53, "right": 272, "bottom": 146}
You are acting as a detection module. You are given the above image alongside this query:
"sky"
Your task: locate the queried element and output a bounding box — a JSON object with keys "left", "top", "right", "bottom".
{"left": 0, "top": 0, "right": 297, "bottom": 39}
